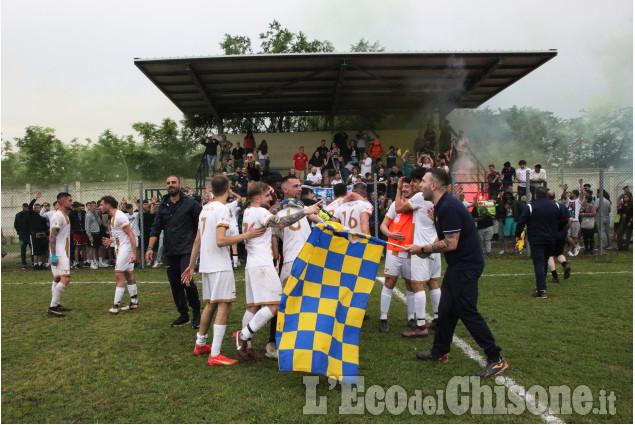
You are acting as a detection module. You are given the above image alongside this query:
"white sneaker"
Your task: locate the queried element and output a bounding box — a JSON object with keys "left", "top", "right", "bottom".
{"left": 573, "top": 246, "right": 581, "bottom": 256}
{"left": 567, "top": 250, "right": 574, "bottom": 257}
{"left": 98, "top": 260, "right": 108, "bottom": 268}
{"left": 90, "top": 261, "right": 98, "bottom": 270}
{"left": 109, "top": 304, "right": 120, "bottom": 314}
{"left": 264, "top": 342, "right": 278, "bottom": 359}
{"left": 498, "top": 250, "right": 505, "bottom": 255}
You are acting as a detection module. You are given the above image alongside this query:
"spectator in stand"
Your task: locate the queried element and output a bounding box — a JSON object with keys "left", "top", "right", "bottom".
{"left": 388, "top": 164, "right": 403, "bottom": 200}
{"left": 244, "top": 130, "right": 256, "bottom": 154}
{"left": 455, "top": 130, "right": 469, "bottom": 158}
{"left": 69, "top": 202, "right": 88, "bottom": 268}
{"left": 347, "top": 166, "right": 362, "bottom": 185}
{"left": 333, "top": 128, "right": 348, "bottom": 152}
{"left": 401, "top": 150, "right": 416, "bottom": 176}
{"left": 288, "top": 168, "right": 297, "bottom": 177}
{"left": 360, "top": 152, "right": 373, "bottom": 178}
{"left": 292, "top": 146, "right": 309, "bottom": 181}
{"left": 232, "top": 141, "right": 245, "bottom": 169}
{"left": 200, "top": 135, "right": 220, "bottom": 177}
{"left": 257, "top": 140, "right": 269, "bottom": 171}
{"left": 325, "top": 196, "right": 333, "bottom": 206}
{"left": 316, "top": 139, "right": 329, "bottom": 160}
{"left": 418, "top": 153, "right": 434, "bottom": 169}
{"left": 500, "top": 161, "right": 516, "bottom": 191}
{"left": 355, "top": 130, "right": 366, "bottom": 159}
{"left": 615, "top": 192, "right": 633, "bottom": 251}
{"left": 306, "top": 166, "right": 322, "bottom": 186}
{"left": 331, "top": 172, "right": 344, "bottom": 186}
{"left": 373, "top": 159, "right": 385, "bottom": 176}
{"left": 529, "top": 164, "right": 547, "bottom": 200}
{"left": 487, "top": 165, "right": 501, "bottom": 200}
{"left": 27, "top": 193, "right": 49, "bottom": 270}
{"left": 14, "top": 203, "right": 31, "bottom": 269}
{"left": 368, "top": 138, "right": 385, "bottom": 162}
{"left": 245, "top": 153, "right": 262, "bottom": 182}
{"left": 385, "top": 146, "right": 398, "bottom": 169}
{"left": 219, "top": 143, "right": 232, "bottom": 169}
{"left": 322, "top": 152, "right": 336, "bottom": 185}
{"left": 437, "top": 159, "right": 449, "bottom": 173}
{"left": 594, "top": 189, "right": 612, "bottom": 250}
{"left": 582, "top": 183, "right": 595, "bottom": 202}
{"left": 375, "top": 167, "right": 388, "bottom": 197}
{"left": 516, "top": 160, "right": 529, "bottom": 200}
{"left": 85, "top": 201, "right": 101, "bottom": 269}
{"left": 438, "top": 119, "right": 457, "bottom": 154}
{"left": 578, "top": 194, "right": 597, "bottom": 254}
{"left": 424, "top": 124, "right": 436, "bottom": 152}
{"left": 330, "top": 142, "right": 341, "bottom": 170}
{"left": 308, "top": 150, "right": 323, "bottom": 171}
{"left": 445, "top": 142, "right": 458, "bottom": 166}
{"left": 413, "top": 129, "right": 426, "bottom": 158}
{"left": 235, "top": 167, "right": 249, "bottom": 197}
{"left": 223, "top": 158, "right": 235, "bottom": 174}
{"left": 346, "top": 139, "right": 359, "bottom": 166}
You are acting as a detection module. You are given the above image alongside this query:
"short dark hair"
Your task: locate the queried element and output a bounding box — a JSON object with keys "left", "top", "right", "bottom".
{"left": 281, "top": 175, "right": 300, "bottom": 186}
{"left": 22, "top": 203, "right": 29, "bottom": 208}
{"left": 57, "top": 192, "right": 71, "bottom": 201}
{"left": 301, "top": 187, "right": 314, "bottom": 198}
{"left": 504, "top": 161, "right": 511, "bottom": 167}
{"left": 353, "top": 182, "right": 367, "bottom": 196}
{"left": 428, "top": 168, "right": 450, "bottom": 188}
{"left": 535, "top": 187, "right": 548, "bottom": 199}
{"left": 489, "top": 164, "right": 495, "bottom": 168}
{"left": 518, "top": 160, "right": 527, "bottom": 166}
{"left": 402, "top": 176, "right": 412, "bottom": 185}
{"left": 333, "top": 183, "right": 347, "bottom": 198}
{"left": 211, "top": 175, "right": 229, "bottom": 196}
{"left": 534, "top": 164, "right": 541, "bottom": 169}
{"left": 100, "top": 196, "right": 118, "bottom": 209}
{"left": 410, "top": 168, "right": 426, "bottom": 182}
{"left": 166, "top": 175, "right": 180, "bottom": 183}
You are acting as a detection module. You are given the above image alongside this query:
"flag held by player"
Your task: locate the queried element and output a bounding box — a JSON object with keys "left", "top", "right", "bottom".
{"left": 276, "top": 222, "right": 385, "bottom": 383}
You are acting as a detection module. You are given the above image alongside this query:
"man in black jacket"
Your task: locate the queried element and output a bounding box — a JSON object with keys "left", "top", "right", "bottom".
{"left": 14, "top": 203, "right": 31, "bottom": 269}
{"left": 515, "top": 186, "right": 570, "bottom": 298}
{"left": 201, "top": 136, "right": 220, "bottom": 177}
{"left": 146, "top": 175, "right": 203, "bottom": 328}
{"left": 28, "top": 193, "right": 50, "bottom": 270}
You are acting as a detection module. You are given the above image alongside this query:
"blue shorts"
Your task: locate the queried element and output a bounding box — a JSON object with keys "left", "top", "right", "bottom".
{"left": 504, "top": 217, "right": 517, "bottom": 237}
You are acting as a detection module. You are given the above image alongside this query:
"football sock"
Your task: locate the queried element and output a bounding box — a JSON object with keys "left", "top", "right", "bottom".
{"left": 50, "top": 282, "right": 66, "bottom": 307}
{"left": 414, "top": 291, "right": 426, "bottom": 327}
{"left": 211, "top": 324, "right": 226, "bottom": 357}
{"left": 232, "top": 255, "right": 238, "bottom": 267}
{"left": 241, "top": 310, "right": 255, "bottom": 347}
{"left": 406, "top": 290, "right": 415, "bottom": 321}
{"left": 551, "top": 270, "right": 558, "bottom": 278}
{"left": 380, "top": 286, "right": 393, "bottom": 320}
{"left": 126, "top": 279, "right": 138, "bottom": 300}
{"left": 196, "top": 333, "right": 208, "bottom": 347}
{"left": 562, "top": 261, "right": 569, "bottom": 270}
{"left": 429, "top": 288, "right": 441, "bottom": 320}
{"left": 114, "top": 287, "right": 125, "bottom": 305}
{"left": 51, "top": 280, "right": 57, "bottom": 296}
{"left": 241, "top": 307, "right": 274, "bottom": 341}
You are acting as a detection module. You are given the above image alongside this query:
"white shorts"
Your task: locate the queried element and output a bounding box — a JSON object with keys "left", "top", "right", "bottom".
{"left": 115, "top": 249, "right": 134, "bottom": 272}
{"left": 245, "top": 265, "right": 283, "bottom": 306}
{"left": 568, "top": 221, "right": 580, "bottom": 238}
{"left": 279, "top": 262, "right": 293, "bottom": 289}
{"left": 410, "top": 253, "right": 441, "bottom": 283}
{"left": 202, "top": 271, "right": 236, "bottom": 303}
{"left": 228, "top": 222, "right": 239, "bottom": 237}
{"left": 51, "top": 254, "right": 70, "bottom": 278}
{"left": 383, "top": 251, "right": 411, "bottom": 280}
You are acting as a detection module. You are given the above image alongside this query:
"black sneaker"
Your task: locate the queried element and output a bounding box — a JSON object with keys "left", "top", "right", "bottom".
{"left": 22, "top": 264, "right": 29, "bottom": 270}
{"left": 476, "top": 357, "right": 509, "bottom": 378}
{"left": 47, "top": 306, "right": 65, "bottom": 317}
{"left": 550, "top": 276, "right": 560, "bottom": 283}
{"left": 171, "top": 315, "right": 190, "bottom": 327}
{"left": 532, "top": 290, "right": 548, "bottom": 299}
{"left": 563, "top": 265, "right": 571, "bottom": 280}
{"left": 428, "top": 318, "right": 438, "bottom": 330}
{"left": 416, "top": 350, "right": 449, "bottom": 362}
{"left": 191, "top": 314, "right": 200, "bottom": 330}
{"left": 57, "top": 304, "right": 72, "bottom": 312}
{"left": 379, "top": 319, "right": 389, "bottom": 333}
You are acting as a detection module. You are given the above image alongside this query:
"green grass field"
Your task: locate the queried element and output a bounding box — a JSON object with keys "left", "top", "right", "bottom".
{"left": 1, "top": 251, "right": 632, "bottom": 423}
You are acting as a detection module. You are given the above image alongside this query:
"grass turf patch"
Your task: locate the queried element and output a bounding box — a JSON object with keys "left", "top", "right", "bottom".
{"left": 1, "top": 252, "right": 632, "bottom": 423}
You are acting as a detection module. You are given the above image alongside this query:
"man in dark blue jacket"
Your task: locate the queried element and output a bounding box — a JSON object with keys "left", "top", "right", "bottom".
{"left": 515, "top": 186, "right": 570, "bottom": 298}
{"left": 146, "top": 175, "right": 203, "bottom": 328}
{"left": 201, "top": 136, "right": 220, "bottom": 177}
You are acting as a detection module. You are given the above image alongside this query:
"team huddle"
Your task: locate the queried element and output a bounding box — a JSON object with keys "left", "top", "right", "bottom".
{"left": 46, "top": 169, "right": 507, "bottom": 377}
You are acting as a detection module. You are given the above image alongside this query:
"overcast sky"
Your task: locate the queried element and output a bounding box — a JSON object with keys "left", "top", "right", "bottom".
{"left": 1, "top": 0, "right": 632, "bottom": 144}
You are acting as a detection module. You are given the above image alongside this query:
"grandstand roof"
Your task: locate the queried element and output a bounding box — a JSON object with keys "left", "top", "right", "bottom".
{"left": 134, "top": 50, "right": 557, "bottom": 122}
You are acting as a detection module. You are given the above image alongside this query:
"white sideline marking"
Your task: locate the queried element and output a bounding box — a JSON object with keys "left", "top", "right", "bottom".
{"left": 377, "top": 276, "right": 564, "bottom": 424}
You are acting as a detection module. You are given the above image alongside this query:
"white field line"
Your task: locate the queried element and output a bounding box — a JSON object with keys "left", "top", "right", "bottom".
{"left": 377, "top": 276, "right": 564, "bottom": 424}
{"left": 2, "top": 269, "right": 631, "bottom": 285}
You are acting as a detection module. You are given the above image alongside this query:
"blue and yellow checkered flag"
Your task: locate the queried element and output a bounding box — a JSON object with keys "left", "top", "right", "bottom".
{"left": 276, "top": 222, "right": 385, "bottom": 383}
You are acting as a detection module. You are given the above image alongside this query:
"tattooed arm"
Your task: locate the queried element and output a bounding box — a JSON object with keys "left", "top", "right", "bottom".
{"left": 405, "top": 231, "right": 460, "bottom": 257}
{"left": 266, "top": 202, "right": 321, "bottom": 228}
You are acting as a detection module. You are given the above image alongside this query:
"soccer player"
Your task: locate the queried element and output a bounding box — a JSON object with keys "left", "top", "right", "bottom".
{"left": 379, "top": 177, "right": 416, "bottom": 333}
{"left": 233, "top": 182, "right": 321, "bottom": 362}
{"left": 99, "top": 196, "right": 139, "bottom": 313}
{"left": 406, "top": 168, "right": 507, "bottom": 378}
{"left": 48, "top": 192, "right": 74, "bottom": 316}
{"left": 325, "top": 183, "right": 347, "bottom": 218}
{"left": 394, "top": 168, "right": 442, "bottom": 337}
{"left": 265, "top": 176, "right": 322, "bottom": 358}
{"left": 181, "top": 176, "right": 265, "bottom": 366}
{"left": 332, "top": 182, "right": 373, "bottom": 234}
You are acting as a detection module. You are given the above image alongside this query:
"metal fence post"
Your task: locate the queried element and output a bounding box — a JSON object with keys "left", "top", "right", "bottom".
{"left": 451, "top": 172, "right": 456, "bottom": 196}
{"left": 373, "top": 173, "right": 378, "bottom": 237}
{"left": 598, "top": 169, "right": 604, "bottom": 256}
{"left": 138, "top": 181, "right": 146, "bottom": 270}
{"left": 64, "top": 184, "right": 69, "bottom": 193}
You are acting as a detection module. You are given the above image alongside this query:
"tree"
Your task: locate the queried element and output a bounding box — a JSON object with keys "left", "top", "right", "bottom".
{"left": 13, "top": 126, "right": 68, "bottom": 184}
{"left": 350, "top": 38, "right": 385, "bottom": 52}
{"left": 219, "top": 35, "right": 253, "bottom": 55}
{"left": 259, "top": 20, "right": 334, "bottom": 54}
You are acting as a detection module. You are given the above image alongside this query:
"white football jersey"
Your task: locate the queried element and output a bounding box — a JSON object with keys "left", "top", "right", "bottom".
{"left": 274, "top": 206, "right": 311, "bottom": 264}
{"left": 198, "top": 201, "right": 232, "bottom": 273}
{"left": 407, "top": 192, "right": 437, "bottom": 245}
{"left": 110, "top": 210, "right": 132, "bottom": 252}
{"left": 243, "top": 206, "right": 274, "bottom": 269}
{"left": 325, "top": 197, "right": 345, "bottom": 218}
{"left": 334, "top": 199, "right": 373, "bottom": 234}
{"left": 50, "top": 210, "right": 71, "bottom": 257}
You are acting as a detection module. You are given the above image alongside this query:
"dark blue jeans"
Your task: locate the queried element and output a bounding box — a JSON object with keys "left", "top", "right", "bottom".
{"left": 165, "top": 254, "right": 201, "bottom": 317}
{"left": 530, "top": 243, "right": 553, "bottom": 291}
{"left": 432, "top": 266, "right": 501, "bottom": 362}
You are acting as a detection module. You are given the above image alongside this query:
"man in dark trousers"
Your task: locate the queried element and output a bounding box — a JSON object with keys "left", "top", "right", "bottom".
{"left": 515, "top": 186, "right": 570, "bottom": 299}
{"left": 146, "top": 175, "right": 202, "bottom": 328}
{"left": 14, "top": 203, "right": 31, "bottom": 269}
{"left": 201, "top": 135, "right": 220, "bottom": 177}
{"left": 405, "top": 168, "right": 507, "bottom": 378}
